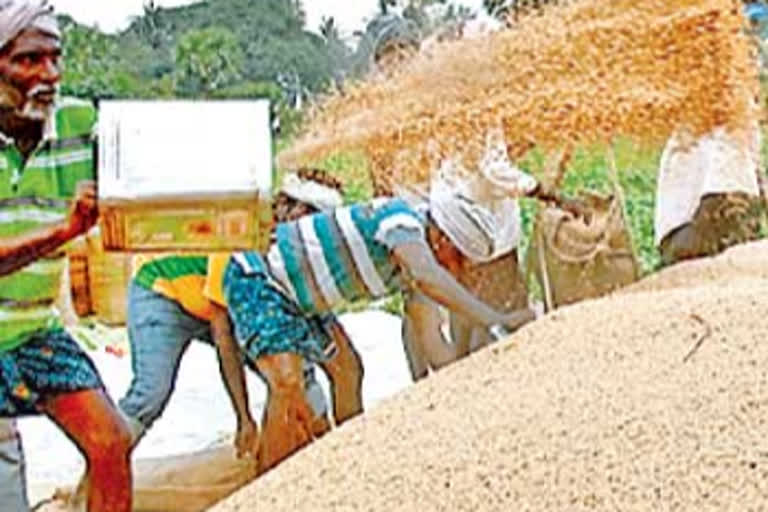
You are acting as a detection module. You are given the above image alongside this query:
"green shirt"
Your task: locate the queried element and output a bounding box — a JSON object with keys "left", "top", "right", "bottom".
{"left": 0, "top": 98, "right": 96, "bottom": 352}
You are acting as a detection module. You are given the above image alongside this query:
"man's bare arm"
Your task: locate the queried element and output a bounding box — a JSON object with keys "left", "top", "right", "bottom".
{"left": 0, "top": 181, "right": 98, "bottom": 276}
{"left": 210, "top": 303, "right": 259, "bottom": 458}
{"left": 403, "top": 292, "right": 464, "bottom": 375}
{"left": 392, "top": 241, "right": 535, "bottom": 331}
{"left": 0, "top": 221, "right": 75, "bottom": 276}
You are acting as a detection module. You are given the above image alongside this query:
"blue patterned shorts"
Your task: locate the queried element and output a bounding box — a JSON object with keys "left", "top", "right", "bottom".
{"left": 223, "top": 259, "right": 338, "bottom": 364}
{"left": 0, "top": 329, "right": 103, "bottom": 417}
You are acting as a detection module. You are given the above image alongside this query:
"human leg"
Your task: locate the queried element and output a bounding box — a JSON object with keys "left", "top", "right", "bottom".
{"left": 694, "top": 192, "right": 762, "bottom": 254}
{"left": 317, "top": 316, "right": 364, "bottom": 425}
{"left": 0, "top": 419, "right": 28, "bottom": 512}
{"left": 404, "top": 291, "right": 463, "bottom": 379}
{"left": 401, "top": 292, "right": 430, "bottom": 381}
{"left": 42, "top": 389, "right": 133, "bottom": 512}
{"left": 660, "top": 193, "right": 762, "bottom": 266}
{"left": 0, "top": 329, "right": 132, "bottom": 512}
{"left": 658, "top": 222, "right": 699, "bottom": 266}
{"left": 118, "top": 282, "right": 211, "bottom": 443}
{"left": 255, "top": 353, "right": 315, "bottom": 473}
{"left": 224, "top": 260, "right": 340, "bottom": 471}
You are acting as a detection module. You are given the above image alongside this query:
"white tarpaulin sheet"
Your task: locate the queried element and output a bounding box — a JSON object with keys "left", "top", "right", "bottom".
{"left": 97, "top": 100, "right": 273, "bottom": 200}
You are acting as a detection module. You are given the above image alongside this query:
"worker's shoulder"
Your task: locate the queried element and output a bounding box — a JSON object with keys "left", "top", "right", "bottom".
{"left": 54, "top": 97, "right": 97, "bottom": 136}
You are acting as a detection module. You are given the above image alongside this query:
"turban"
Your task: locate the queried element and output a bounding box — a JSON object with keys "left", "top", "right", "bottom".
{"left": 280, "top": 172, "right": 343, "bottom": 211}
{"left": 0, "top": 0, "right": 59, "bottom": 52}
{"left": 429, "top": 135, "right": 538, "bottom": 263}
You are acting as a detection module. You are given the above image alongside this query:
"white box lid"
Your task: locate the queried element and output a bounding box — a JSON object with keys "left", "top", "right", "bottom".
{"left": 97, "top": 100, "right": 273, "bottom": 200}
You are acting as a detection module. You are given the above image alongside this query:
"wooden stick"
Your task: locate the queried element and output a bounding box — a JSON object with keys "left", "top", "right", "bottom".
{"left": 536, "top": 227, "right": 555, "bottom": 312}
{"left": 682, "top": 313, "right": 712, "bottom": 363}
{"left": 605, "top": 143, "right": 640, "bottom": 279}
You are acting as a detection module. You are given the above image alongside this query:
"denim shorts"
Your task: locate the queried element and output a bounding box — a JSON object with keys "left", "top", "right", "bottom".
{"left": 118, "top": 282, "right": 215, "bottom": 434}
{"left": 119, "top": 281, "right": 329, "bottom": 435}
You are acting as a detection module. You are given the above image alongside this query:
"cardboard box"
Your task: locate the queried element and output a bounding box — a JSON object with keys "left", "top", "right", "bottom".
{"left": 97, "top": 100, "right": 273, "bottom": 251}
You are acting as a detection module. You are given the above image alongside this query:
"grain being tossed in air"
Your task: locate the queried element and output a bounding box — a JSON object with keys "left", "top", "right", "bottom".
{"left": 280, "top": 0, "right": 758, "bottom": 191}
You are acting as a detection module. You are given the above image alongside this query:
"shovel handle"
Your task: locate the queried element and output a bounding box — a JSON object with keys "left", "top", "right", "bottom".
{"left": 530, "top": 184, "right": 588, "bottom": 217}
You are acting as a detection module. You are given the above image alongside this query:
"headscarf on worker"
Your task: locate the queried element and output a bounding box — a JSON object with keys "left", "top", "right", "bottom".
{"left": 429, "top": 131, "right": 537, "bottom": 263}
{"left": 279, "top": 171, "right": 343, "bottom": 211}
{"left": 0, "top": 0, "right": 59, "bottom": 51}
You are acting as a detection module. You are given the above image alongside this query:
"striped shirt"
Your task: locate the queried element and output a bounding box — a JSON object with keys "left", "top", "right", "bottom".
{"left": 0, "top": 98, "right": 96, "bottom": 353}
{"left": 232, "top": 198, "right": 426, "bottom": 315}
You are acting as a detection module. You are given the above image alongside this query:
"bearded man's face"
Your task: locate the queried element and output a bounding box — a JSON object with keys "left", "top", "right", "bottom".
{"left": 0, "top": 28, "right": 61, "bottom": 120}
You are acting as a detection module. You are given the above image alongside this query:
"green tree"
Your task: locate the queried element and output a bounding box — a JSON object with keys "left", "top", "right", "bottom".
{"left": 59, "top": 18, "right": 143, "bottom": 98}
{"left": 174, "top": 27, "right": 244, "bottom": 97}
{"left": 402, "top": 0, "right": 474, "bottom": 36}
{"left": 133, "top": 0, "right": 170, "bottom": 49}
{"left": 320, "top": 16, "right": 354, "bottom": 84}
{"left": 356, "top": 0, "right": 475, "bottom": 72}
{"left": 60, "top": 0, "right": 351, "bottom": 101}
{"left": 290, "top": 0, "right": 306, "bottom": 27}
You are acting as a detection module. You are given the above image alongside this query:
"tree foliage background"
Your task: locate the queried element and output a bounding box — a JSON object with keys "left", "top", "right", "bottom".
{"left": 59, "top": 0, "right": 475, "bottom": 109}
{"left": 57, "top": 0, "right": 697, "bottom": 278}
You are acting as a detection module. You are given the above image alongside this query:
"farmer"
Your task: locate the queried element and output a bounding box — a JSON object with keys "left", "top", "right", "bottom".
{"left": 53, "top": 172, "right": 361, "bottom": 509}
{"left": 398, "top": 135, "right": 578, "bottom": 381}
{"left": 655, "top": 124, "right": 763, "bottom": 266}
{"left": 0, "top": 2, "right": 133, "bottom": 511}
{"left": 112, "top": 171, "right": 358, "bottom": 467}
{"left": 654, "top": 3, "right": 766, "bottom": 266}
{"left": 371, "top": 13, "right": 420, "bottom": 74}
{"left": 403, "top": 141, "right": 535, "bottom": 381}
{"left": 210, "top": 183, "right": 537, "bottom": 473}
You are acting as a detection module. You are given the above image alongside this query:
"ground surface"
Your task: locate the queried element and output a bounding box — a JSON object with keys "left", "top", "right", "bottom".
{"left": 26, "top": 311, "right": 409, "bottom": 509}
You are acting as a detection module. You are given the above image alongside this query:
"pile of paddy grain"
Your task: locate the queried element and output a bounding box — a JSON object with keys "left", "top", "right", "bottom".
{"left": 280, "top": 0, "right": 758, "bottom": 192}
{"left": 622, "top": 240, "right": 768, "bottom": 294}
{"left": 211, "top": 240, "right": 768, "bottom": 511}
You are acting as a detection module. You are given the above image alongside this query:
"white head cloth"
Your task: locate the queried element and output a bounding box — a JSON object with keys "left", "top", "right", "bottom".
{"left": 280, "top": 172, "right": 343, "bottom": 211}
{"left": 0, "top": 0, "right": 59, "bottom": 52}
{"left": 429, "top": 131, "right": 538, "bottom": 263}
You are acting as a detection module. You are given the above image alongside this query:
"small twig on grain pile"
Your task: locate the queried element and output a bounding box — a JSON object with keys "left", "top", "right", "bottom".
{"left": 30, "top": 497, "right": 56, "bottom": 512}
{"left": 682, "top": 313, "right": 712, "bottom": 363}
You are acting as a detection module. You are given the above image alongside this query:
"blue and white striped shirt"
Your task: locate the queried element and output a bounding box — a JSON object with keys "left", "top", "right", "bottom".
{"left": 232, "top": 198, "right": 426, "bottom": 314}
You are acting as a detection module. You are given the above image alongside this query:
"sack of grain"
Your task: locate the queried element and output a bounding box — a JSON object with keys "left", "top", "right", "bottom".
{"left": 527, "top": 190, "right": 639, "bottom": 309}
{"left": 43, "top": 444, "right": 258, "bottom": 512}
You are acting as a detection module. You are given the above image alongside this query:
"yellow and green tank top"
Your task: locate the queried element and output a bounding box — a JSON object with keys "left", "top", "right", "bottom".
{"left": 132, "top": 253, "right": 230, "bottom": 321}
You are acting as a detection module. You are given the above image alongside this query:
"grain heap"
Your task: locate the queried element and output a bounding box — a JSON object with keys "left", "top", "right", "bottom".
{"left": 621, "top": 240, "right": 768, "bottom": 294}
{"left": 279, "top": 0, "right": 758, "bottom": 191}
{"left": 212, "top": 240, "right": 768, "bottom": 511}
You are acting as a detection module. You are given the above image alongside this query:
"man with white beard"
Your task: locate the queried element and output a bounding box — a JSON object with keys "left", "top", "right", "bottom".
{"left": 0, "top": 2, "right": 133, "bottom": 510}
